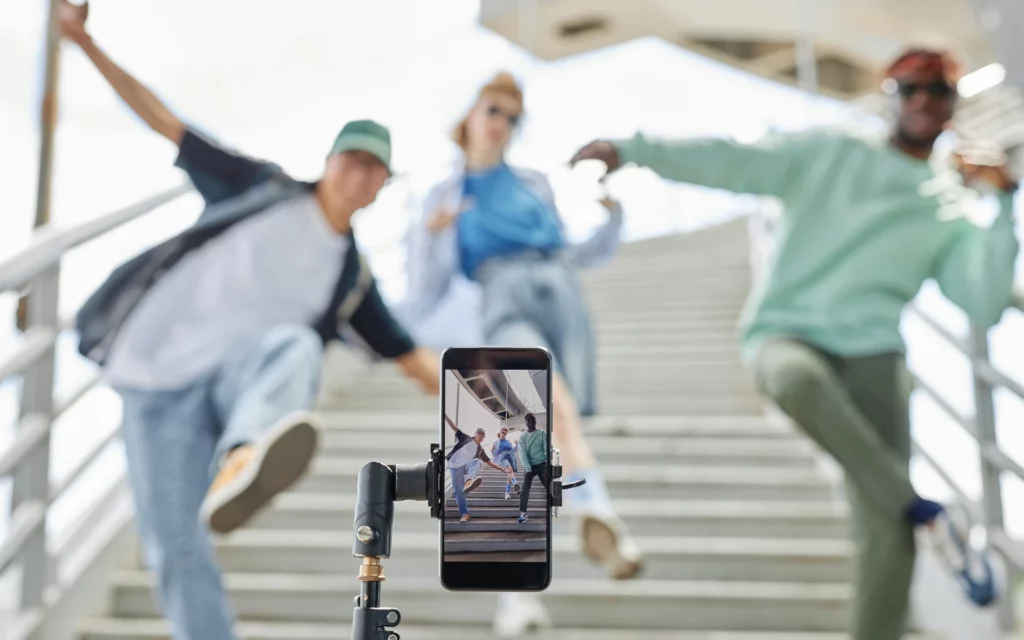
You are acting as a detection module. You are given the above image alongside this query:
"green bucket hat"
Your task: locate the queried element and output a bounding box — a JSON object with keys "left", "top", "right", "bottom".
{"left": 329, "top": 119, "right": 391, "bottom": 172}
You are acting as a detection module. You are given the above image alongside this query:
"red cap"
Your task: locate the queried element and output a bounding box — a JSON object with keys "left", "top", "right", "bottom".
{"left": 885, "top": 49, "right": 962, "bottom": 86}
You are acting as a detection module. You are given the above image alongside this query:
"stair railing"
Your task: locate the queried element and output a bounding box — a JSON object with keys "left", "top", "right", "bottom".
{"left": 1, "top": 183, "right": 194, "bottom": 635}
{"left": 747, "top": 204, "right": 1023, "bottom": 631}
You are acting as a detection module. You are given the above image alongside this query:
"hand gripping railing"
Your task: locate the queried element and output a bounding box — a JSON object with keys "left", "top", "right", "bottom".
{"left": 748, "top": 205, "right": 1023, "bottom": 631}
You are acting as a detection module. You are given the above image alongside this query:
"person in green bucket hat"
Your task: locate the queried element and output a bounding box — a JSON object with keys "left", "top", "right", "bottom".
{"left": 60, "top": 3, "right": 439, "bottom": 639}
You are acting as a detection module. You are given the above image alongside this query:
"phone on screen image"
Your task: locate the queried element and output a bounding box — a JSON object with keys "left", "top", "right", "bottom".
{"left": 440, "top": 347, "right": 552, "bottom": 591}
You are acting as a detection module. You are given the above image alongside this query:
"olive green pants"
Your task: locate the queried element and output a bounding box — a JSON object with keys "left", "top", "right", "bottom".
{"left": 752, "top": 338, "right": 917, "bottom": 640}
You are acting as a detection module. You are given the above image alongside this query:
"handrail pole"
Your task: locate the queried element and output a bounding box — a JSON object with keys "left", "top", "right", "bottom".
{"left": 13, "top": 0, "right": 63, "bottom": 611}
{"left": 968, "top": 324, "right": 1015, "bottom": 630}
{"left": 13, "top": 266, "right": 59, "bottom": 611}
{"left": 34, "top": 0, "right": 61, "bottom": 230}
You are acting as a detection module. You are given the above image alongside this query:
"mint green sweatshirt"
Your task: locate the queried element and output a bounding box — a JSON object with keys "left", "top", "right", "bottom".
{"left": 518, "top": 428, "right": 548, "bottom": 467}
{"left": 615, "top": 130, "right": 1018, "bottom": 359}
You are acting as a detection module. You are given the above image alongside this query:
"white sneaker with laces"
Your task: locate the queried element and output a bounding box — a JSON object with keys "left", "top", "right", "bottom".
{"left": 928, "top": 507, "right": 997, "bottom": 606}
{"left": 493, "top": 592, "right": 552, "bottom": 638}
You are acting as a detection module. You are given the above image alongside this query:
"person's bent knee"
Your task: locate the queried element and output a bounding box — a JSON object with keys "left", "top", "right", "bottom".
{"left": 755, "top": 343, "right": 833, "bottom": 411}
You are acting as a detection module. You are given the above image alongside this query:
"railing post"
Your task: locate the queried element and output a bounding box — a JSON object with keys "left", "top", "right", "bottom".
{"left": 968, "top": 324, "right": 1016, "bottom": 631}
{"left": 13, "top": 267, "right": 59, "bottom": 611}
{"left": 11, "top": 0, "right": 63, "bottom": 613}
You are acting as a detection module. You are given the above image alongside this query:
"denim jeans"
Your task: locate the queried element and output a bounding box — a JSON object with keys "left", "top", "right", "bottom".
{"left": 115, "top": 324, "right": 322, "bottom": 640}
{"left": 495, "top": 450, "right": 518, "bottom": 491}
{"left": 449, "top": 464, "right": 469, "bottom": 516}
{"left": 475, "top": 252, "right": 596, "bottom": 416}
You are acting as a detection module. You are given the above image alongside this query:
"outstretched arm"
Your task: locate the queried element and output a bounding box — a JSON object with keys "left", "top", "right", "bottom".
{"left": 58, "top": 1, "right": 276, "bottom": 204}
{"left": 571, "top": 130, "right": 825, "bottom": 200}
{"left": 444, "top": 414, "right": 460, "bottom": 432}
{"left": 58, "top": 1, "right": 183, "bottom": 143}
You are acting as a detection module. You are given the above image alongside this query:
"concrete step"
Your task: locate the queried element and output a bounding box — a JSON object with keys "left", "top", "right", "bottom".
{"left": 81, "top": 619, "right": 913, "bottom": 640}
{"left": 443, "top": 508, "right": 543, "bottom": 519}
{"left": 250, "top": 495, "right": 849, "bottom": 539}
{"left": 297, "top": 459, "right": 836, "bottom": 502}
{"left": 444, "top": 534, "right": 546, "bottom": 553}
{"left": 213, "top": 530, "right": 851, "bottom": 583}
{"left": 107, "top": 573, "right": 850, "bottom": 631}
{"left": 323, "top": 432, "right": 816, "bottom": 468}
{"left": 326, "top": 395, "right": 765, "bottom": 416}
{"left": 318, "top": 413, "right": 795, "bottom": 439}
{"left": 562, "top": 399, "right": 767, "bottom": 417}
{"left": 445, "top": 496, "right": 545, "bottom": 506}
{"left": 446, "top": 492, "right": 545, "bottom": 501}
{"left": 443, "top": 517, "right": 546, "bottom": 533}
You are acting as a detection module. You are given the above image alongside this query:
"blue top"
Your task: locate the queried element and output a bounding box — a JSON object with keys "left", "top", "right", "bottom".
{"left": 456, "top": 162, "right": 565, "bottom": 278}
{"left": 494, "top": 438, "right": 514, "bottom": 455}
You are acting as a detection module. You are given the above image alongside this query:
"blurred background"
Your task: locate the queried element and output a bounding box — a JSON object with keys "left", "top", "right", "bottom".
{"left": 3, "top": 0, "right": 1024, "bottom": 638}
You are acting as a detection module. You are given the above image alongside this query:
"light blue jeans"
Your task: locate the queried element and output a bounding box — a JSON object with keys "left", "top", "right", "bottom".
{"left": 495, "top": 450, "right": 518, "bottom": 492}
{"left": 475, "top": 252, "right": 596, "bottom": 416}
{"left": 450, "top": 464, "right": 469, "bottom": 516}
{"left": 115, "top": 324, "right": 322, "bottom": 640}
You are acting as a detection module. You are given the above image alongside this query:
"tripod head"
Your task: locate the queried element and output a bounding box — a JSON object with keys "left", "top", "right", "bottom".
{"left": 350, "top": 444, "right": 582, "bottom": 639}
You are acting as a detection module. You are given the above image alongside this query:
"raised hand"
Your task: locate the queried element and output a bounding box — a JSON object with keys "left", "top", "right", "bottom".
{"left": 57, "top": 0, "right": 90, "bottom": 45}
{"left": 570, "top": 140, "right": 621, "bottom": 174}
{"left": 955, "top": 154, "right": 1017, "bottom": 193}
{"left": 426, "top": 208, "right": 457, "bottom": 233}
{"left": 954, "top": 144, "right": 1017, "bottom": 193}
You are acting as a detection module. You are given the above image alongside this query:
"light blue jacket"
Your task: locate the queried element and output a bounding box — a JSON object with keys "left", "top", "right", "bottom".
{"left": 399, "top": 165, "right": 623, "bottom": 349}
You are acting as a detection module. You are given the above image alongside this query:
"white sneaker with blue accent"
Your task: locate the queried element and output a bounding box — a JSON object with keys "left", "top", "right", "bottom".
{"left": 928, "top": 507, "right": 997, "bottom": 606}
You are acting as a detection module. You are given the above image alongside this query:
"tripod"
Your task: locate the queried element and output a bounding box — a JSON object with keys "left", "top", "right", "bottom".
{"left": 350, "top": 444, "right": 583, "bottom": 640}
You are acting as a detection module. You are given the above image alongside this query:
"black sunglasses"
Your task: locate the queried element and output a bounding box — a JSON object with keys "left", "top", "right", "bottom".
{"left": 897, "top": 81, "right": 955, "bottom": 99}
{"left": 486, "top": 104, "right": 521, "bottom": 127}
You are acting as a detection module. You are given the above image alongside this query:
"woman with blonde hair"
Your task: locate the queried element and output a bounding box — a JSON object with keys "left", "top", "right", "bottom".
{"left": 402, "top": 71, "right": 641, "bottom": 634}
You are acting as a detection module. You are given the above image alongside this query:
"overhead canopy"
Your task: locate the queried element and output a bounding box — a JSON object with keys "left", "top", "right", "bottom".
{"left": 481, "top": 0, "right": 1024, "bottom": 155}
{"left": 482, "top": 0, "right": 1015, "bottom": 97}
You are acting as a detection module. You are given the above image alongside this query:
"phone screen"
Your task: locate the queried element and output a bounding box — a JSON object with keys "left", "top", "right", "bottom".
{"left": 440, "top": 347, "right": 552, "bottom": 591}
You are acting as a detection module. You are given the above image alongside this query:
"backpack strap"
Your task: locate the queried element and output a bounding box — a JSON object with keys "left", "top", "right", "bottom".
{"left": 336, "top": 253, "right": 374, "bottom": 326}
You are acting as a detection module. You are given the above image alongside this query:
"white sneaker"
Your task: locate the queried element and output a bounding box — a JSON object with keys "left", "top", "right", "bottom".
{"left": 493, "top": 592, "right": 552, "bottom": 638}
{"left": 580, "top": 514, "right": 644, "bottom": 580}
{"left": 928, "top": 508, "right": 997, "bottom": 606}
{"left": 505, "top": 490, "right": 511, "bottom": 500}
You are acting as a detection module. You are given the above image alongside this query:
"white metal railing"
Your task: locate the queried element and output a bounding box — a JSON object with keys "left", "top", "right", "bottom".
{"left": 748, "top": 205, "right": 1023, "bottom": 631}
{"left": 0, "top": 184, "right": 194, "bottom": 631}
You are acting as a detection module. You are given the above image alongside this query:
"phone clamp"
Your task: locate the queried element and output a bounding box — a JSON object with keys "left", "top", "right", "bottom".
{"left": 350, "top": 445, "right": 583, "bottom": 639}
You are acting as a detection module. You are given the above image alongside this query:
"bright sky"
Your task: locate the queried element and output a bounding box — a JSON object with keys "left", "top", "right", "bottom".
{"left": 1, "top": 0, "right": 1023, "bottom": 551}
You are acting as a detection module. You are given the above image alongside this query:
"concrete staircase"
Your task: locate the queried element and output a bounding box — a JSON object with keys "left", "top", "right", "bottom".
{"left": 75, "top": 218, "right": 870, "bottom": 639}
{"left": 445, "top": 466, "right": 547, "bottom": 560}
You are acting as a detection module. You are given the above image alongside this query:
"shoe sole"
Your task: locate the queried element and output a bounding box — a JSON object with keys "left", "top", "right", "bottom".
{"left": 580, "top": 515, "right": 643, "bottom": 581}
{"left": 465, "top": 478, "right": 483, "bottom": 495}
{"left": 204, "top": 413, "right": 319, "bottom": 535}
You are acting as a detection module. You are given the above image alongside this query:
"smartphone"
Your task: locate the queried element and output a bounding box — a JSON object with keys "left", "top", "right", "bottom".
{"left": 439, "top": 347, "right": 552, "bottom": 591}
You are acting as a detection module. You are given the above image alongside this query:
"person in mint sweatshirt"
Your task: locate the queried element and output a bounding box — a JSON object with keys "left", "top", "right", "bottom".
{"left": 516, "top": 413, "right": 549, "bottom": 523}
{"left": 572, "top": 48, "right": 1018, "bottom": 640}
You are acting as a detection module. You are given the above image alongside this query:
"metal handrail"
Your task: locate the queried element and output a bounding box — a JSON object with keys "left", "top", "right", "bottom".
{"left": 0, "top": 327, "right": 56, "bottom": 382}
{"left": 0, "top": 180, "right": 196, "bottom": 628}
{"left": 0, "top": 183, "right": 192, "bottom": 293}
{"left": 0, "top": 501, "right": 47, "bottom": 576}
{"left": 0, "top": 415, "right": 51, "bottom": 478}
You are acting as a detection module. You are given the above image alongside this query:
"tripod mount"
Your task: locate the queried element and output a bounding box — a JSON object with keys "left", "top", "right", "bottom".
{"left": 350, "top": 444, "right": 583, "bottom": 640}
